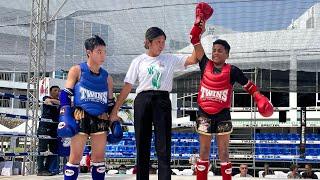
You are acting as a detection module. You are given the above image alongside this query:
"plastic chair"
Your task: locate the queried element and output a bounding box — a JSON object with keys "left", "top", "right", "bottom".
{"left": 278, "top": 133, "right": 287, "bottom": 140}
{"left": 269, "top": 133, "right": 278, "bottom": 140}
{"left": 255, "top": 148, "right": 263, "bottom": 155}
{"left": 255, "top": 133, "right": 262, "bottom": 140}
{"left": 306, "top": 148, "right": 317, "bottom": 156}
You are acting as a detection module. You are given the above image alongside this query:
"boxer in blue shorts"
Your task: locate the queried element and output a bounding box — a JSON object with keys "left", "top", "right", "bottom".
{"left": 57, "top": 35, "right": 122, "bottom": 180}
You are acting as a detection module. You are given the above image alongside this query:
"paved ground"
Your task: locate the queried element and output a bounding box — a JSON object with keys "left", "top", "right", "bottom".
{"left": 0, "top": 174, "right": 289, "bottom": 179}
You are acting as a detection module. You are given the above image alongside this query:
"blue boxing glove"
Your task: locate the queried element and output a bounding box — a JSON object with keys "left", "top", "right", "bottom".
{"left": 57, "top": 88, "right": 79, "bottom": 137}
{"left": 107, "top": 121, "right": 123, "bottom": 144}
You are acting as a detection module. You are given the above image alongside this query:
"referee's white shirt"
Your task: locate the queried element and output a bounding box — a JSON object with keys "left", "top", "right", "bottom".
{"left": 124, "top": 53, "right": 187, "bottom": 94}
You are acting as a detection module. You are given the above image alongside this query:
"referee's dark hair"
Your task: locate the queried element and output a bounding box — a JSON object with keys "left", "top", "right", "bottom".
{"left": 144, "top": 27, "right": 166, "bottom": 49}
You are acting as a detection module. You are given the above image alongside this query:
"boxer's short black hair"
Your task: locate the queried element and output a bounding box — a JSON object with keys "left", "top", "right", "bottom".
{"left": 213, "top": 39, "right": 230, "bottom": 54}
{"left": 85, "top": 35, "right": 106, "bottom": 51}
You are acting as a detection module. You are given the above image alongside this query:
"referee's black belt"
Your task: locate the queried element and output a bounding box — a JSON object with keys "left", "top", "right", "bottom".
{"left": 139, "top": 90, "right": 169, "bottom": 96}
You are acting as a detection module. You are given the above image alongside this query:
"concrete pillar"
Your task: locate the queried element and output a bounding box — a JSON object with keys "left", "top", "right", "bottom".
{"left": 289, "top": 52, "right": 298, "bottom": 123}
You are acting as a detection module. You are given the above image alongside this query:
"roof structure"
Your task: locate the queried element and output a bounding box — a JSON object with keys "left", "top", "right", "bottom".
{"left": 0, "top": 0, "right": 318, "bottom": 76}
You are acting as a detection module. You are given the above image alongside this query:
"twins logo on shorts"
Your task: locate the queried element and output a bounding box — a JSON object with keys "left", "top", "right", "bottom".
{"left": 197, "top": 116, "right": 209, "bottom": 132}
{"left": 217, "top": 123, "right": 231, "bottom": 133}
{"left": 62, "top": 138, "right": 71, "bottom": 147}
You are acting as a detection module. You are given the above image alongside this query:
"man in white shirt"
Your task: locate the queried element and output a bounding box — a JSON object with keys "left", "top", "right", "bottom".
{"left": 234, "top": 164, "right": 252, "bottom": 178}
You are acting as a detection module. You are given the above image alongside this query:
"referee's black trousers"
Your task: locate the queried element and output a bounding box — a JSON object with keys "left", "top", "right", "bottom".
{"left": 134, "top": 90, "right": 172, "bottom": 180}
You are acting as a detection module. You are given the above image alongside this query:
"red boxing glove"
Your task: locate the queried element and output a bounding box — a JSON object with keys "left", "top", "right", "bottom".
{"left": 195, "top": 2, "right": 214, "bottom": 25}
{"left": 190, "top": 2, "right": 213, "bottom": 45}
{"left": 190, "top": 25, "right": 203, "bottom": 45}
{"left": 243, "top": 80, "right": 258, "bottom": 95}
{"left": 254, "top": 93, "right": 274, "bottom": 117}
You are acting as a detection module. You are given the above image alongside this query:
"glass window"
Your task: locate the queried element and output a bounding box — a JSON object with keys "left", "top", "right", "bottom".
{"left": 297, "top": 71, "right": 316, "bottom": 93}
{"left": 233, "top": 93, "right": 251, "bottom": 107}
{"left": 298, "top": 93, "right": 316, "bottom": 107}
{"left": 92, "top": 23, "right": 101, "bottom": 36}
{"left": 65, "top": 19, "right": 75, "bottom": 56}
{"left": 271, "top": 92, "right": 289, "bottom": 107}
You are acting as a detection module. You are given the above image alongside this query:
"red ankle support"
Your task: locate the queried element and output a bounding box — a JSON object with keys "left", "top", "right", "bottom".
{"left": 220, "top": 162, "right": 232, "bottom": 180}
{"left": 196, "top": 160, "right": 209, "bottom": 180}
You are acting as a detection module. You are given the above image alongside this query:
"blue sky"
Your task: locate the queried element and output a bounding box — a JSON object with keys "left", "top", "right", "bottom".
{"left": 205, "top": 0, "right": 319, "bottom": 32}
